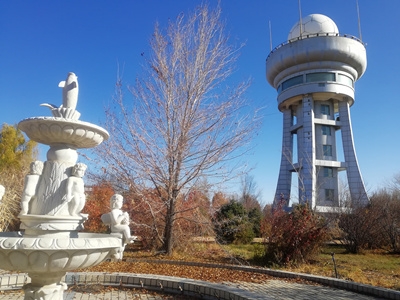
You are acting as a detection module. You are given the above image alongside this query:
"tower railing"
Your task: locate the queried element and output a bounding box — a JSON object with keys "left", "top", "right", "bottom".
{"left": 266, "top": 33, "right": 364, "bottom": 61}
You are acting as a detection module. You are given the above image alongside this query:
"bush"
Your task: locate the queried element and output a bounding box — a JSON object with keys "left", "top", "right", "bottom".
{"left": 263, "top": 204, "right": 328, "bottom": 266}
{"left": 213, "top": 200, "right": 258, "bottom": 244}
{"left": 338, "top": 191, "right": 400, "bottom": 253}
{"left": 338, "top": 205, "right": 378, "bottom": 253}
{"left": 370, "top": 190, "right": 400, "bottom": 253}
{"left": 83, "top": 182, "right": 115, "bottom": 233}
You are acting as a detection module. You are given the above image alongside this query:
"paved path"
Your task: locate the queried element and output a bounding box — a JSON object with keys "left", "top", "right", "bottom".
{"left": 2, "top": 290, "right": 186, "bottom": 299}
{"left": 1, "top": 279, "right": 387, "bottom": 300}
{"left": 224, "top": 280, "right": 386, "bottom": 300}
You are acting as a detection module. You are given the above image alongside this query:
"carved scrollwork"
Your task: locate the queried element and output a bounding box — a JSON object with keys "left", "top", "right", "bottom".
{"left": 0, "top": 233, "right": 121, "bottom": 250}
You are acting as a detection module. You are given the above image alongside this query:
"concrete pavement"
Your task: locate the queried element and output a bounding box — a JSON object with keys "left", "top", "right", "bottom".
{"left": 1, "top": 271, "right": 395, "bottom": 300}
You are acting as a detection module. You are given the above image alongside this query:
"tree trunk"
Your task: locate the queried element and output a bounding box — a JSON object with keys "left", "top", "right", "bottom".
{"left": 163, "top": 196, "right": 176, "bottom": 255}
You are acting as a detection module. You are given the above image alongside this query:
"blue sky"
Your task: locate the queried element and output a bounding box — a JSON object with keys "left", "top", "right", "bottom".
{"left": 1, "top": 1, "right": 399, "bottom": 204}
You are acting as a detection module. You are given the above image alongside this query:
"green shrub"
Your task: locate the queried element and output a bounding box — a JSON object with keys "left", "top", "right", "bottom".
{"left": 213, "top": 200, "right": 259, "bottom": 244}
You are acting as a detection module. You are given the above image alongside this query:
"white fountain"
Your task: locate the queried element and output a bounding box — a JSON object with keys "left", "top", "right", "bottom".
{"left": 0, "top": 72, "right": 124, "bottom": 299}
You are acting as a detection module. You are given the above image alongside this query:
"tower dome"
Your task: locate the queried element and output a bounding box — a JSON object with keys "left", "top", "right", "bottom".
{"left": 288, "top": 14, "right": 339, "bottom": 40}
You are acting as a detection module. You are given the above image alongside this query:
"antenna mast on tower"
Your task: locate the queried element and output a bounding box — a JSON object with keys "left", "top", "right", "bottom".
{"left": 356, "top": 0, "right": 363, "bottom": 41}
{"left": 298, "top": 0, "right": 303, "bottom": 38}
{"left": 269, "top": 20, "right": 273, "bottom": 51}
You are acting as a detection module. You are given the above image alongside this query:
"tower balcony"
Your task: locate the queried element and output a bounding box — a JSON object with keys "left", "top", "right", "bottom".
{"left": 266, "top": 34, "right": 367, "bottom": 88}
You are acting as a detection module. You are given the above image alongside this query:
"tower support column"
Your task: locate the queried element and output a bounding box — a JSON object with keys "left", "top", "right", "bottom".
{"left": 274, "top": 108, "right": 293, "bottom": 206}
{"left": 338, "top": 101, "right": 369, "bottom": 205}
{"left": 298, "top": 95, "right": 316, "bottom": 206}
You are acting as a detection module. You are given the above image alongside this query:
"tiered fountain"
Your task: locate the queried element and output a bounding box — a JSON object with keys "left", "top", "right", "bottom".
{"left": 0, "top": 72, "right": 124, "bottom": 299}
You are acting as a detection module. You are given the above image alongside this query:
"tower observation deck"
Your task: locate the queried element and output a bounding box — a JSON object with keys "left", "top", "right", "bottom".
{"left": 266, "top": 14, "right": 369, "bottom": 210}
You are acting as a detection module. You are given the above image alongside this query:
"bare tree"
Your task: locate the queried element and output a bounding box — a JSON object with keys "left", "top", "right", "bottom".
{"left": 94, "top": 4, "right": 259, "bottom": 255}
{"left": 388, "top": 173, "right": 400, "bottom": 196}
{"left": 239, "top": 174, "right": 261, "bottom": 211}
{"left": 370, "top": 189, "right": 400, "bottom": 253}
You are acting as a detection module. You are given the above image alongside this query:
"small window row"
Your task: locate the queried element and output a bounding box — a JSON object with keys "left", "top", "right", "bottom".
{"left": 277, "top": 72, "right": 353, "bottom": 93}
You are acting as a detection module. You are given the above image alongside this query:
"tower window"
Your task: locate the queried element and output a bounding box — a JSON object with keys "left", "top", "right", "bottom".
{"left": 306, "top": 72, "right": 335, "bottom": 83}
{"left": 323, "top": 145, "right": 332, "bottom": 156}
{"left": 321, "top": 104, "right": 330, "bottom": 115}
{"left": 325, "top": 189, "right": 334, "bottom": 201}
{"left": 322, "top": 125, "right": 331, "bottom": 135}
{"left": 337, "top": 74, "right": 354, "bottom": 87}
{"left": 281, "top": 75, "right": 303, "bottom": 91}
{"left": 324, "top": 167, "right": 333, "bottom": 177}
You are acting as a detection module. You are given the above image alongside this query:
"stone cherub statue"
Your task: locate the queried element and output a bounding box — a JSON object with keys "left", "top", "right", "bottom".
{"left": 65, "top": 163, "right": 87, "bottom": 216}
{"left": 102, "top": 194, "right": 136, "bottom": 244}
{"left": 41, "top": 72, "right": 81, "bottom": 120}
{"left": 20, "top": 160, "right": 44, "bottom": 215}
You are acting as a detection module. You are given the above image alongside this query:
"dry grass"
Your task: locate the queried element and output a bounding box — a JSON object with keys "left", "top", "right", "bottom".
{"left": 118, "top": 242, "right": 400, "bottom": 291}
{"left": 286, "top": 245, "right": 400, "bottom": 290}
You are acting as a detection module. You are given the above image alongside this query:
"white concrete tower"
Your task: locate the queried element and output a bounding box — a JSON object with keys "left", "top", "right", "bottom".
{"left": 266, "top": 14, "right": 369, "bottom": 210}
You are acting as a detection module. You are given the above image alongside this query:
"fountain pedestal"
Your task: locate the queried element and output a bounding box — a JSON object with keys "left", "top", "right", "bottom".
{"left": 24, "top": 272, "right": 66, "bottom": 300}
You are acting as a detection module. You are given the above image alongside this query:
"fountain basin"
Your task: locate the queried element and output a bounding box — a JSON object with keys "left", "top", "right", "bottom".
{"left": 19, "top": 214, "right": 88, "bottom": 233}
{"left": 18, "top": 117, "right": 109, "bottom": 148}
{"left": 0, "top": 232, "right": 122, "bottom": 274}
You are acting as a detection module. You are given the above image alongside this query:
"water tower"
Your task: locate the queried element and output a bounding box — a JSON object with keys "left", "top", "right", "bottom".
{"left": 266, "top": 14, "right": 369, "bottom": 210}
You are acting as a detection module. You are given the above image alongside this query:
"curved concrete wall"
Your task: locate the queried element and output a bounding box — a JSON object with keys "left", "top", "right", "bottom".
{"left": 266, "top": 35, "right": 367, "bottom": 87}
